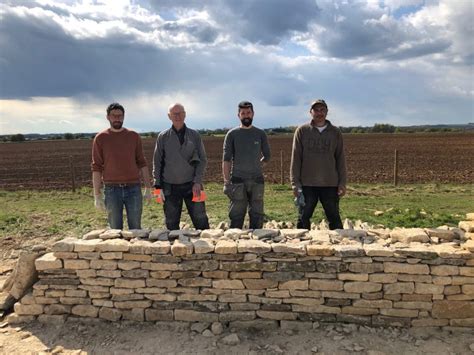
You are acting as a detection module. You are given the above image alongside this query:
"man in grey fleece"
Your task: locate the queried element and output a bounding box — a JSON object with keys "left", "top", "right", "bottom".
{"left": 153, "top": 103, "right": 210, "bottom": 230}
{"left": 222, "top": 101, "right": 271, "bottom": 229}
{"left": 290, "top": 99, "right": 346, "bottom": 230}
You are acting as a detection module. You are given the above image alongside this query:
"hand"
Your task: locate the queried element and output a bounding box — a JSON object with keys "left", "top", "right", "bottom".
{"left": 292, "top": 187, "right": 301, "bottom": 197}
{"left": 192, "top": 183, "right": 202, "bottom": 198}
{"left": 160, "top": 189, "right": 166, "bottom": 202}
{"left": 338, "top": 186, "right": 346, "bottom": 197}
{"left": 223, "top": 182, "right": 232, "bottom": 196}
{"left": 143, "top": 187, "right": 152, "bottom": 204}
{"left": 94, "top": 195, "right": 105, "bottom": 211}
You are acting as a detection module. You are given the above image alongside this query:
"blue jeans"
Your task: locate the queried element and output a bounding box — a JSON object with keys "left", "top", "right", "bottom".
{"left": 296, "top": 186, "right": 342, "bottom": 230}
{"left": 162, "top": 182, "right": 209, "bottom": 231}
{"left": 104, "top": 184, "right": 143, "bottom": 230}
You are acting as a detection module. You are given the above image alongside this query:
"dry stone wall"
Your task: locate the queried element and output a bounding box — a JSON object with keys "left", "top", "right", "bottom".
{"left": 9, "top": 214, "right": 474, "bottom": 329}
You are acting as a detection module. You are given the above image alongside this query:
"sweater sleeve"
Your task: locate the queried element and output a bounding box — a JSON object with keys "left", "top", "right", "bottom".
{"left": 335, "top": 130, "right": 347, "bottom": 187}
{"left": 91, "top": 134, "right": 104, "bottom": 172}
{"left": 222, "top": 130, "right": 234, "bottom": 162}
{"left": 152, "top": 134, "right": 164, "bottom": 187}
{"left": 261, "top": 130, "right": 271, "bottom": 162}
{"left": 290, "top": 127, "right": 303, "bottom": 189}
{"left": 135, "top": 134, "right": 148, "bottom": 169}
{"left": 193, "top": 132, "right": 207, "bottom": 185}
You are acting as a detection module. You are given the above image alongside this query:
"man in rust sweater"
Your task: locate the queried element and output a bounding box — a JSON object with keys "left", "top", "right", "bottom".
{"left": 91, "top": 103, "right": 151, "bottom": 230}
{"left": 290, "top": 99, "right": 347, "bottom": 230}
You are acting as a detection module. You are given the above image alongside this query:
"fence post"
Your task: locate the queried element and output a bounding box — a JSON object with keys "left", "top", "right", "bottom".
{"left": 280, "top": 150, "right": 284, "bottom": 185}
{"left": 393, "top": 149, "right": 398, "bottom": 186}
{"left": 69, "top": 155, "right": 76, "bottom": 193}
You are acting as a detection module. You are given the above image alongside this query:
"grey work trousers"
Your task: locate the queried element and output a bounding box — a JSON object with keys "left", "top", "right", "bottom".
{"left": 225, "top": 177, "right": 265, "bottom": 229}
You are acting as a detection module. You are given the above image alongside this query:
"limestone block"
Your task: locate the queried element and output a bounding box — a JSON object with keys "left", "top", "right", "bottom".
{"left": 224, "top": 228, "right": 248, "bottom": 240}
{"left": 124, "top": 253, "right": 152, "bottom": 262}
{"left": 384, "top": 262, "right": 429, "bottom": 275}
{"left": 83, "top": 229, "right": 105, "bottom": 240}
{"left": 279, "top": 280, "right": 308, "bottom": 290}
{"left": 424, "top": 228, "right": 456, "bottom": 241}
{"left": 432, "top": 301, "right": 474, "bottom": 319}
{"left": 341, "top": 306, "right": 378, "bottom": 316}
{"left": 99, "top": 229, "right": 122, "bottom": 240}
{"left": 369, "top": 273, "right": 398, "bottom": 283}
{"left": 74, "top": 239, "right": 101, "bottom": 252}
{"left": 390, "top": 228, "right": 430, "bottom": 243}
{"left": 460, "top": 267, "right": 474, "bottom": 277}
{"left": 393, "top": 301, "right": 432, "bottom": 310}
{"left": 52, "top": 238, "right": 77, "bottom": 252}
{"left": 96, "top": 239, "right": 129, "bottom": 252}
{"left": 145, "top": 309, "right": 173, "bottom": 321}
{"left": 122, "top": 269, "right": 149, "bottom": 279}
{"left": 146, "top": 279, "right": 178, "bottom": 288}
{"left": 411, "top": 318, "right": 449, "bottom": 327}
{"left": 349, "top": 263, "right": 384, "bottom": 274}
{"left": 14, "top": 303, "right": 43, "bottom": 315}
{"left": 252, "top": 229, "right": 280, "bottom": 240}
{"left": 71, "top": 305, "right": 99, "bottom": 317}
{"left": 353, "top": 299, "right": 392, "bottom": 309}
{"left": 178, "top": 278, "right": 212, "bottom": 287}
{"left": 171, "top": 240, "right": 193, "bottom": 256}
{"left": 344, "top": 282, "right": 382, "bottom": 293}
{"left": 90, "top": 260, "right": 118, "bottom": 270}
{"left": 99, "top": 307, "right": 122, "bottom": 321}
{"left": 282, "top": 298, "right": 323, "bottom": 306}
{"left": 221, "top": 261, "right": 276, "bottom": 272}
{"left": 308, "top": 230, "right": 331, "bottom": 244}
{"left": 213, "top": 280, "right": 245, "bottom": 289}
{"left": 306, "top": 244, "right": 334, "bottom": 256}
{"left": 238, "top": 240, "right": 271, "bottom": 254}
{"left": 272, "top": 243, "right": 306, "bottom": 255}
{"left": 277, "top": 260, "right": 315, "bottom": 272}
{"left": 114, "top": 278, "right": 146, "bottom": 288}
{"left": 114, "top": 300, "right": 152, "bottom": 309}
{"left": 4, "top": 252, "right": 39, "bottom": 300}
{"left": 380, "top": 308, "right": 418, "bottom": 318}
{"left": 174, "top": 309, "right": 218, "bottom": 322}
{"left": 334, "top": 229, "right": 367, "bottom": 240}
{"left": 449, "top": 318, "right": 474, "bottom": 327}
{"left": 149, "top": 229, "right": 170, "bottom": 241}
{"left": 291, "top": 305, "right": 341, "bottom": 314}
{"left": 117, "top": 261, "right": 141, "bottom": 271}
{"left": 464, "top": 240, "right": 474, "bottom": 252}
{"left": 215, "top": 240, "right": 237, "bottom": 254}
{"left": 333, "top": 245, "right": 365, "bottom": 257}
{"left": 309, "top": 279, "right": 343, "bottom": 291}
{"left": 279, "top": 229, "right": 308, "bottom": 239}
{"left": 431, "top": 265, "right": 460, "bottom": 276}
{"left": 122, "top": 308, "right": 145, "bottom": 321}
{"left": 256, "top": 310, "right": 297, "bottom": 320}
{"left": 384, "top": 282, "right": 415, "bottom": 294}
{"left": 193, "top": 239, "right": 215, "bottom": 254}
{"left": 64, "top": 259, "right": 90, "bottom": 270}
{"left": 6, "top": 314, "right": 36, "bottom": 324}
{"left": 219, "top": 311, "right": 256, "bottom": 322}
{"left": 44, "top": 304, "right": 71, "bottom": 315}
{"left": 240, "top": 279, "right": 276, "bottom": 289}
{"left": 459, "top": 221, "right": 474, "bottom": 232}
{"left": 35, "top": 253, "right": 62, "bottom": 271}
{"left": 363, "top": 245, "right": 394, "bottom": 257}
{"left": 462, "top": 285, "right": 474, "bottom": 295}
{"left": 200, "top": 229, "right": 224, "bottom": 239}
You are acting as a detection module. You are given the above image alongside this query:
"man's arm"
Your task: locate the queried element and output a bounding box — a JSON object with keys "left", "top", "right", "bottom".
{"left": 92, "top": 171, "right": 103, "bottom": 196}
{"left": 335, "top": 130, "right": 347, "bottom": 197}
{"left": 193, "top": 132, "right": 207, "bottom": 186}
{"left": 290, "top": 127, "right": 303, "bottom": 196}
{"left": 152, "top": 134, "right": 164, "bottom": 188}
{"left": 260, "top": 131, "right": 271, "bottom": 163}
{"left": 222, "top": 161, "right": 232, "bottom": 184}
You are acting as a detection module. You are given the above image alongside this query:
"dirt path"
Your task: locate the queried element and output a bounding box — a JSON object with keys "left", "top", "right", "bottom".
{"left": 0, "top": 316, "right": 473, "bottom": 354}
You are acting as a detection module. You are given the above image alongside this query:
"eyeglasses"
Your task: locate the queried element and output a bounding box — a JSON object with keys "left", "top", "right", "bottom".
{"left": 311, "top": 106, "right": 327, "bottom": 113}
{"left": 170, "top": 111, "right": 185, "bottom": 117}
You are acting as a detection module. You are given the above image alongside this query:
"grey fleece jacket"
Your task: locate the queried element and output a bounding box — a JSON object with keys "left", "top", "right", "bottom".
{"left": 153, "top": 125, "right": 207, "bottom": 186}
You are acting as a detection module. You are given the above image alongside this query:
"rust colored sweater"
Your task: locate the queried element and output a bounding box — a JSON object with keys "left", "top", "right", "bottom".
{"left": 91, "top": 128, "right": 147, "bottom": 184}
{"left": 290, "top": 120, "right": 347, "bottom": 189}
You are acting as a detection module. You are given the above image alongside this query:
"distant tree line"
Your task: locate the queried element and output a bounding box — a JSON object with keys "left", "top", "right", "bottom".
{"left": 1, "top": 123, "right": 471, "bottom": 143}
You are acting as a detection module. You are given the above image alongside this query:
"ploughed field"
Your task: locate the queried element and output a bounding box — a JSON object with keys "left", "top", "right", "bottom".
{"left": 0, "top": 133, "right": 472, "bottom": 190}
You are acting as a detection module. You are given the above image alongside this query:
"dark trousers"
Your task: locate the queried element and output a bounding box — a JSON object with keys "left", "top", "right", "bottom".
{"left": 226, "top": 177, "right": 265, "bottom": 229}
{"left": 162, "top": 182, "right": 209, "bottom": 231}
{"left": 297, "top": 186, "right": 342, "bottom": 230}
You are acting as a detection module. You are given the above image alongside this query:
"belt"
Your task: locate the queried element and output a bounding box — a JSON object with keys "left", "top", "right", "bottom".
{"left": 104, "top": 183, "right": 140, "bottom": 188}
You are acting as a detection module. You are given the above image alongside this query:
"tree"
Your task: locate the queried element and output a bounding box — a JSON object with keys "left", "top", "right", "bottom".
{"left": 10, "top": 134, "right": 25, "bottom": 142}
{"left": 372, "top": 123, "right": 396, "bottom": 133}
{"left": 64, "top": 133, "right": 75, "bottom": 140}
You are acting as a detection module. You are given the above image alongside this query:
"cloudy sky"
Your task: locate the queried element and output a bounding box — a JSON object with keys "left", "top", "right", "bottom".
{"left": 0, "top": 0, "right": 472, "bottom": 134}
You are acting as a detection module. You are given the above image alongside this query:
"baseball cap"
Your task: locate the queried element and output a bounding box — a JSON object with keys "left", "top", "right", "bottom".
{"left": 310, "top": 99, "right": 327, "bottom": 110}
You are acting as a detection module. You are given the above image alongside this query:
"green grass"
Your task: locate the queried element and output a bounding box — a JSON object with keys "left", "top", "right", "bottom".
{"left": 0, "top": 183, "right": 472, "bottom": 239}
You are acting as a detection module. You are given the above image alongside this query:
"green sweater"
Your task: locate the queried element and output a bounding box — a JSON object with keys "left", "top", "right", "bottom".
{"left": 290, "top": 120, "right": 347, "bottom": 189}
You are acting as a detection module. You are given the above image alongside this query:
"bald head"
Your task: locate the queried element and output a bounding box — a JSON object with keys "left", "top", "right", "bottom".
{"left": 168, "top": 103, "right": 186, "bottom": 130}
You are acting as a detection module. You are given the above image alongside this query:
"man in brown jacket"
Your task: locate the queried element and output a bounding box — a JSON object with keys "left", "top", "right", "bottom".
{"left": 290, "top": 99, "right": 346, "bottom": 230}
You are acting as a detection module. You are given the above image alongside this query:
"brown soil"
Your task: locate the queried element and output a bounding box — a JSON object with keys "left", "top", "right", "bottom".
{"left": 0, "top": 133, "right": 473, "bottom": 189}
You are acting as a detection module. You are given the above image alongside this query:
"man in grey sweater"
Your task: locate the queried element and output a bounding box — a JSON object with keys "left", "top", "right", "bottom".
{"left": 222, "top": 101, "right": 271, "bottom": 229}
{"left": 290, "top": 99, "right": 346, "bottom": 230}
{"left": 153, "top": 103, "right": 209, "bottom": 230}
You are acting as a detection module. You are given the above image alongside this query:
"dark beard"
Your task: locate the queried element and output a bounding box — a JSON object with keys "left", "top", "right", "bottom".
{"left": 241, "top": 118, "right": 253, "bottom": 127}
{"left": 112, "top": 121, "right": 123, "bottom": 129}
